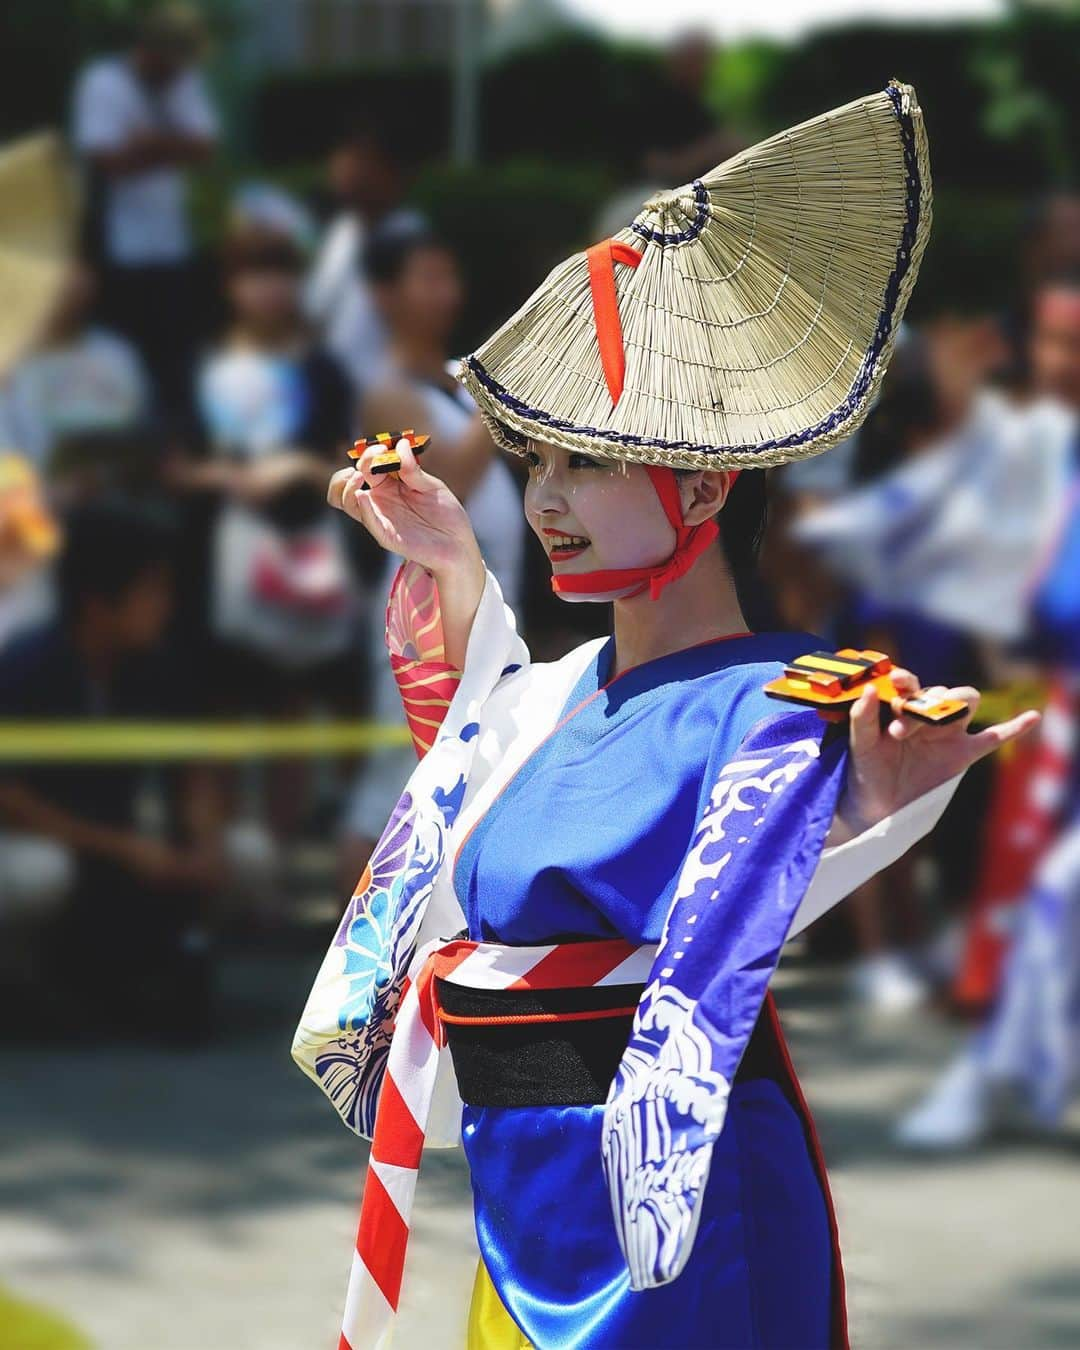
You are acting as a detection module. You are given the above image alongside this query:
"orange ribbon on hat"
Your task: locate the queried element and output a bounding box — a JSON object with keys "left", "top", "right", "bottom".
{"left": 586, "top": 239, "right": 643, "bottom": 407}
{"left": 559, "top": 238, "right": 739, "bottom": 603}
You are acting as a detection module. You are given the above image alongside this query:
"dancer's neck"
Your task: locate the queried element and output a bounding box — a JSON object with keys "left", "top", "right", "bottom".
{"left": 610, "top": 547, "right": 748, "bottom": 678}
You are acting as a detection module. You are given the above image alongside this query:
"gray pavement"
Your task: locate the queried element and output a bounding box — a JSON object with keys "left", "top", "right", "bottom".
{"left": 2, "top": 945, "right": 1078, "bottom": 1350}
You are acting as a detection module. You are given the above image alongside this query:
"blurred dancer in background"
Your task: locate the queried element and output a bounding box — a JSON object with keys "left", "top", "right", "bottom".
{"left": 900, "top": 273, "right": 1080, "bottom": 1147}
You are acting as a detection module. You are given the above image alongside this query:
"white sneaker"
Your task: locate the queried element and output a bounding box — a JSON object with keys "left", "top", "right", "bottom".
{"left": 850, "top": 953, "right": 926, "bottom": 1013}
{"left": 895, "top": 1055, "right": 989, "bottom": 1150}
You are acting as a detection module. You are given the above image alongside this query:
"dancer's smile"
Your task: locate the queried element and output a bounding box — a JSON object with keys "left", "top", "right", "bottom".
{"left": 542, "top": 528, "right": 591, "bottom": 561}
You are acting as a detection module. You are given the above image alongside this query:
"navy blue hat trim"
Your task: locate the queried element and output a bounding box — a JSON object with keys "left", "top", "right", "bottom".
{"left": 630, "top": 180, "right": 710, "bottom": 245}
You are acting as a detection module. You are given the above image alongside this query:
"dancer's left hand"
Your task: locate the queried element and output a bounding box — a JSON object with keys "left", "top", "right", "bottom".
{"left": 837, "top": 670, "right": 1040, "bottom": 837}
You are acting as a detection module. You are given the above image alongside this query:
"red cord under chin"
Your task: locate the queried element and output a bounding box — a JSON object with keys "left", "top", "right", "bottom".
{"left": 550, "top": 466, "right": 735, "bottom": 601}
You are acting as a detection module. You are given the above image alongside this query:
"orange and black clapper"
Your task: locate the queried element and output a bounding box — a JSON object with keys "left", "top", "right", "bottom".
{"left": 349, "top": 430, "right": 430, "bottom": 489}
{"left": 763, "top": 649, "right": 969, "bottom": 726}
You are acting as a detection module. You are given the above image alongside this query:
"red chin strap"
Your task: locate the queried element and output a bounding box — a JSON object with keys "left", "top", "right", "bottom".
{"left": 550, "top": 466, "right": 737, "bottom": 601}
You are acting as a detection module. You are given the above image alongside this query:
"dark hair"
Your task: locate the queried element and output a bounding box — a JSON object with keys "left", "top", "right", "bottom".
{"left": 676, "top": 465, "right": 767, "bottom": 578}
{"left": 58, "top": 500, "right": 176, "bottom": 620}
{"left": 1035, "top": 267, "right": 1080, "bottom": 298}
{"left": 363, "top": 216, "right": 446, "bottom": 286}
{"left": 134, "top": 6, "right": 207, "bottom": 59}
{"left": 719, "top": 468, "right": 767, "bottom": 577}
{"left": 221, "top": 227, "right": 304, "bottom": 278}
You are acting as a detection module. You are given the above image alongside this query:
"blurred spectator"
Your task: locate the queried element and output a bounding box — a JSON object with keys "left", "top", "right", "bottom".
{"left": 640, "top": 31, "right": 742, "bottom": 185}
{"left": 232, "top": 181, "right": 317, "bottom": 256}
{"left": 0, "top": 256, "right": 149, "bottom": 469}
{"left": 171, "top": 221, "right": 357, "bottom": 849}
{"left": 996, "top": 194, "right": 1080, "bottom": 389}
{"left": 305, "top": 124, "right": 427, "bottom": 398}
{"left": 0, "top": 499, "right": 223, "bottom": 1041}
{"left": 339, "top": 219, "right": 524, "bottom": 888}
{"left": 1020, "top": 195, "right": 1080, "bottom": 304}
{"left": 187, "top": 224, "right": 356, "bottom": 682}
{"left": 1027, "top": 271, "right": 1080, "bottom": 412}
{"left": 72, "top": 3, "right": 218, "bottom": 424}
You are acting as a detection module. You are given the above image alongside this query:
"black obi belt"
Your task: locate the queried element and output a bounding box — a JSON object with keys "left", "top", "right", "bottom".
{"left": 435, "top": 977, "right": 777, "bottom": 1109}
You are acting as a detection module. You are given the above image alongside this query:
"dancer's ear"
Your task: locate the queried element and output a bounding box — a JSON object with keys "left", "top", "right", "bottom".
{"left": 681, "top": 471, "right": 736, "bottom": 526}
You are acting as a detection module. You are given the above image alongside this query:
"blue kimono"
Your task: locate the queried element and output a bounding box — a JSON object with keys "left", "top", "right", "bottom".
{"left": 454, "top": 633, "right": 844, "bottom": 1349}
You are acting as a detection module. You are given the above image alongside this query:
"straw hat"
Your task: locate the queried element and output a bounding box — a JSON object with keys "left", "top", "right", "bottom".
{"left": 0, "top": 133, "right": 74, "bottom": 376}
{"left": 460, "top": 81, "right": 931, "bottom": 471}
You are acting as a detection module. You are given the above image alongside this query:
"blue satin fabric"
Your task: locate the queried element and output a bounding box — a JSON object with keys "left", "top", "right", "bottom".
{"left": 454, "top": 632, "right": 834, "bottom": 1348}
{"left": 462, "top": 1081, "right": 832, "bottom": 1349}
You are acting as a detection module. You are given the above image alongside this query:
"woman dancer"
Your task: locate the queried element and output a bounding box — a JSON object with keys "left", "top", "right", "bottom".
{"left": 295, "top": 84, "right": 1037, "bottom": 1349}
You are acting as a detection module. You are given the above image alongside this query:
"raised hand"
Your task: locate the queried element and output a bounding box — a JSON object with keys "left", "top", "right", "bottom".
{"left": 328, "top": 437, "right": 487, "bottom": 668}
{"left": 839, "top": 669, "right": 1040, "bottom": 835}
{"left": 327, "top": 437, "right": 481, "bottom": 577}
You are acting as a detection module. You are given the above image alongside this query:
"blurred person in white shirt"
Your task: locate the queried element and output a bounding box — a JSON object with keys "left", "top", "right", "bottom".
{"left": 339, "top": 218, "right": 524, "bottom": 889}
{"left": 305, "top": 124, "right": 427, "bottom": 401}
{"left": 72, "top": 4, "right": 218, "bottom": 423}
{"left": 0, "top": 256, "right": 149, "bottom": 470}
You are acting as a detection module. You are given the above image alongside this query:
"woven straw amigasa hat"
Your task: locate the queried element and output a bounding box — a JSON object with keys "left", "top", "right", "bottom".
{"left": 0, "top": 133, "right": 73, "bottom": 376}
{"left": 460, "top": 81, "right": 930, "bottom": 471}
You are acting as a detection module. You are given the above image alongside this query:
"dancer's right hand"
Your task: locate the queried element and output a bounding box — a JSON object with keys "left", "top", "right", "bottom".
{"left": 328, "top": 437, "right": 482, "bottom": 579}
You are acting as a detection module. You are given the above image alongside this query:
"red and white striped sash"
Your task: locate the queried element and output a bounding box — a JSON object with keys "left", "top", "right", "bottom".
{"left": 339, "top": 937, "right": 655, "bottom": 1350}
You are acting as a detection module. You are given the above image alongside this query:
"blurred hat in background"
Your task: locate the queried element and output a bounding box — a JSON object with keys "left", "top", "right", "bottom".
{"left": 229, "top": 183, "right": 317, "bottom": 258}
{"left": 0, "top": 132, "right": 74, "bottom": 376}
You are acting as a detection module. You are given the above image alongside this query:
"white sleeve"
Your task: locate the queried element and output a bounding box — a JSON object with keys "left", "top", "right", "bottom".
{"left": 789, "top": 773, "right": 964, "bottom": 938}
{"left": 168, "top": 70, "right": 219, "bottom": 140}
{"left": 72, "top": 64, "right": 130, "bottom": 152}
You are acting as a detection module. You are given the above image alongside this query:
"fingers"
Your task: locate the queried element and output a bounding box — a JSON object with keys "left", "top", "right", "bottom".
{"left": 848, "top": 684, "right": 881, "bottom": 759}
{"left": 968, "top": 708, "right": 1042, "bottom": 761}
{"left": 887, "top": 683, "right": 981, "bottom": 741}
{"left": 329, "top": 439, "right": 432, "bottom": 518}
{"left": 889, "top": 667, "right": 920, "bottom": 698}
{"left": 394, "top": 437, "right": 423, "bottom": 483}
{"left": 327, "top": 466, "right": 355, "bottom": 510}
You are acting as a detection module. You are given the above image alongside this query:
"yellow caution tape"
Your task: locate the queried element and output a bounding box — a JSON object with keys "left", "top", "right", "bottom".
{"left": 0, "top": 720, "right": 411, "bottom": 761}
{"left": 0, "top": 683, "right": 1048, "bottom": 762}
{"left": 969, "top": 683, "right": 1047, "bottom": 727}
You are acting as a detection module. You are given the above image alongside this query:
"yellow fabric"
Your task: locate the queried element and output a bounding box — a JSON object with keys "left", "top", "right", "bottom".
{"left": 466, "top": 1259, "right": 531, "bottom": 1350}
{"left": 0, "top": 1286, "right": 92, "bottom": 1349}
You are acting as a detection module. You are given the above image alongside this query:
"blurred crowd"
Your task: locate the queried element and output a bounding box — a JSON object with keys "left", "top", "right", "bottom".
{"left": 0, "top": 10, "right": 1077, "bottom": 1149}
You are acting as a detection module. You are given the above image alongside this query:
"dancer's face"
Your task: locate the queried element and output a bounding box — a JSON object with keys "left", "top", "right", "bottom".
{"left": 522, "top": 441, "right": 676, "bottom": 601}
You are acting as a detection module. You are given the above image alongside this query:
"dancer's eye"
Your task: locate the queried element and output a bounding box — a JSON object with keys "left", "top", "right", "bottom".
{"left": 524, "top": 449, "right": 542, "bottom": 472}
{"left": 568, "top": 453, "right": 604, "bottom": 470}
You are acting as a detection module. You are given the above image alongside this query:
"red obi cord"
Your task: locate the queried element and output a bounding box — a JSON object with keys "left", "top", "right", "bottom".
{"left": 550, "top": 237, "right": 737, "bottom": 602}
